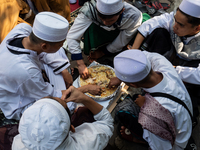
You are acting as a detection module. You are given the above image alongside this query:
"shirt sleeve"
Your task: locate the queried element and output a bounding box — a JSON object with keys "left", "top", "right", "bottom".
{"left": 107, "top": 12, "right": 143, "bottom": 53}
{"left": 70, "top": 107, "right": 114, "bottom": 150}
{"left": 39, "top": 48, "right": 70, "bottom": 74}
{"left": 67, "top": 13, "right": 92, "bottom": 60}
{"left": 138, "top": 12, "right": 174, "bottom": 38}
{"left": 17, "top": 66, "right": 62, "bottom": 99}
{"left": 176, "top": 65, "right": 200, "bottom": 85}
{"left": 143, "top": 51, "right": 178, "bottom": 77}
{"left": 12, "top": 135, "right": 28, "bottom": 150}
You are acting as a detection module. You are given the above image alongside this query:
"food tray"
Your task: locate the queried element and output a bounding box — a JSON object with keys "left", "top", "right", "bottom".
{"left": 78, "top": 61, "right": 121, "bottom": 101}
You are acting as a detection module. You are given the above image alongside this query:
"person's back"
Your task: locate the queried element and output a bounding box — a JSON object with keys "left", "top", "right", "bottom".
{"left": 130, "top": 0, "right": 200, "bottom": 126}
{"left": 0, "top": 23, "right": 41, "bottom": 119}
{"left": 113, "top": 50, "right": 192, "bottom": 149}
{"left": 12, "top": 87, "right": 114, "bottom": 150}
{"left": 141, "top": 51, "right": 192, "bottom": 149}
{"left": 0, "top": 12, "right": 75, "bottom": 120}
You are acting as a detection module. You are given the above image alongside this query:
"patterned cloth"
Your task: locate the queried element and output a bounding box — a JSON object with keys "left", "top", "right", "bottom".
{"left": 138, "top": 93, "right": 176, "bottom": 145}
{"left": 71, "top": 107, "right": 95, "bottom": 127}
{"left": 0, "top": 110, "right": 19, "bottom": 150}
{"left": 0, "top": 124, "right": 19, "bottom": 150}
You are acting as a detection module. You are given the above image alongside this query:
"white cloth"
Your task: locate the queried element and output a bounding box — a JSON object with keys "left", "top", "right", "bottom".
{"left": 96, "top": 0, "right": 124, "bottom": 15}
{"left": 0, "top": 23, "right": 75, "bottom": 120}
{"left": 176, "top": 64, "right": 200, "bottom": 84}
{"left": 179, "top": 0, "right": 200, "bottom": 18}
{"left": 12, "top": 107, "right": 114, "bottom": 150}
{"left": 33, "top": 12, "right": 69, "bottom": 42}
{"left": 15, "top": 98, "right": 71, "bottom": 150}
{"left": 67, "top": 2, "right": 142, "bottom": 56}
{"left": 114, "top": 49, "right": 151, "bottom": 82}
{"left": 138, "top": 11, "right": 200, "bottom": 84}
{"left": 142, "top": 51, "right": 193, "bottom": 150}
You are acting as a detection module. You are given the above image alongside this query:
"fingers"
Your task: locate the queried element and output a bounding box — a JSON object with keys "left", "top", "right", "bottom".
{"left": 87, "top": 56, "right": 95, "bottom": 63}
{"left": 61, "top": 86, "right": 73, "bottom": 100}
{"left": 127, "top": 45, "right": 132, "bottom": 50}
{"left": 81, "top": 72, "right": 89, "bottom": 79}
{"left": 70, "top": 68, "right": 74, "bottom": 75}
{"left": 107, "top": 82, "right": 112, "bottom": 89}
{"left": 108, "top": 84, "right": 115, "bottom": 89}
{"left": 96, "top": 88, "right": 102, "bottom": 95}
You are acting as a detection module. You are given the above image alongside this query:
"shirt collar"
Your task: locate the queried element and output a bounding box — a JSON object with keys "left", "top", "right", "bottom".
{"left": 182, "top": 31, "right": 200, "bottom": 45}
{"left": 6, "top": 36, "right": 38, "bottom": 57}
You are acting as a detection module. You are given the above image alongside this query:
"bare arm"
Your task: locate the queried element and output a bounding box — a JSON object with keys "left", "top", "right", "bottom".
{"left": 62, "top": 86, "right": 103, "bottom": 115}
{"left": 77, "top": 59, "right": 89, "bottom": 79}
{"left": 61, "top": 69, "right": 73, "bottom": 89}
{"left": 131, "top": 32, "right": 145, "bottom": 49}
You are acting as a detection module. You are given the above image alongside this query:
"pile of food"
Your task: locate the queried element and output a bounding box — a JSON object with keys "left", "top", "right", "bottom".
{"left": 79, "top": 65, "right": 118, "bottom": 98}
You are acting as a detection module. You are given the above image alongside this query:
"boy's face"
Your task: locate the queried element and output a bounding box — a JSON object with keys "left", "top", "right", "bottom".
{"left": 42, "top": 40, "right": 65, "bottom": 53}
{"left": 173, "top": 10, "right": 199, "bottom": 37}
{"left": 99, "top": 14, "right": 121, "bottom": 26}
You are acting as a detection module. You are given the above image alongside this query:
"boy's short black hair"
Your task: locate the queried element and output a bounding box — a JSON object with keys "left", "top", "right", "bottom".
{"left": 178, "top": 8, "right": 200, "bottom": 27}
{"left": 135, "top": 69, "right": 153, "bottom": 85}
{"left": 96, "top": 8, "right": 124, "bottom": 19}
{"left": 29, "top": 32, "right": 58, "bottom": 45}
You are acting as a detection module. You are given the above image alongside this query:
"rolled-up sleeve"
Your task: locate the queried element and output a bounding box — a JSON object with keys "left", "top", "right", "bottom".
{"left": 39, "top": 48, "right": 70, "bottom": 74}
{"left": 67, "top": 13, "right": 92, "bottom": 60}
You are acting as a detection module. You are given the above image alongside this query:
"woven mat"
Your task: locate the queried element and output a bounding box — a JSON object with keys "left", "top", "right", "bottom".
{"left": 69, "top": 7, "right": 81, "bottom": 29}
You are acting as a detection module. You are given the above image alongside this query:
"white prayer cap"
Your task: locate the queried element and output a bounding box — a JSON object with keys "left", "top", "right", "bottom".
{"left": 96, "top": 0, "right": 124, "bottom": 15}
{"left": 19, "top": 98, "right": 70, "bottom": 150}
{"left": 179, "top": 0, "right": 200, "bottom": 18}
{"left": 33, "top": 12, "right": 69, "bottom": 42}
{"left": 114, "top": 50, "right": 151, "bottom": 83}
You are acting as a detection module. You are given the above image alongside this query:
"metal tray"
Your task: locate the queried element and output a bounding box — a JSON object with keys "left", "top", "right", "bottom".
{"left": 78, "top": 61, "right": 120, "bottom": 101}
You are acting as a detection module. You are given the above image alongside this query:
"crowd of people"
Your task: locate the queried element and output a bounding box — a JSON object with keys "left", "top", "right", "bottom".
{"left": 0, "top": 0, "right": 199, "bottom": 149}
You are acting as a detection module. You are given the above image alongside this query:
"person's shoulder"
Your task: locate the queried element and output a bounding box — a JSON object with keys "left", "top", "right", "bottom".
{"left": 123, "top": 2, "right": 142, "bottom": 19}
{"left": 15, "top": 23, "right": 32, "bottom": 32}
{"left": 79, "top": 0, "right": 96, "bottom": 14}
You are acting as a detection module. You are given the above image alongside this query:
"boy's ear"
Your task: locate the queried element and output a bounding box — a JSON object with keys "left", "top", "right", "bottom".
{"left": 196, "top": 24, "right": 200, "bottom": 32}
{"left": 41, "top": 42, "right": 48, "bottom": 51}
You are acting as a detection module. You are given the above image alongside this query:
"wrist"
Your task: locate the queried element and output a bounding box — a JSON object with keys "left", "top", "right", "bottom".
{"left": 77, "top": 59, "right": 85, "bottom": 66}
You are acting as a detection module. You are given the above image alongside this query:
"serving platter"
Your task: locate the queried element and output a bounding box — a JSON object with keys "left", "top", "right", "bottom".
{"left": 78, "top": 61, "right": 120, "bottom": 101}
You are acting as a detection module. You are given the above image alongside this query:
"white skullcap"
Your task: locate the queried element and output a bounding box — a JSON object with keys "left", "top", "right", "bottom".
{"left": 179, "top": 0, "right": 200, "bottom": 18}
{"left": 96, "top": 0, "right": 124, "bottom": 15}
{"left": 33, "top": 12, "right": 69, "bottom": 42}
{"left": 114, "top": 50, "right": 151, "bottom": 83}
{"left": 19, "top": 98, "right": 70, "bottom": 150}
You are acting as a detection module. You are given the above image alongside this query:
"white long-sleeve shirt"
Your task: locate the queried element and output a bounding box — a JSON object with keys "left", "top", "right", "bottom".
{"left": 0, "top": 23, "right": 72, "bottom": 120}
{"left": 138, "top": 11, "right": 200, "bottom": 85}
{"left": 143, "top": 51, "right": 193, "bottom": 150}
{"left": 12, "top": 107, "right": 114, "bottom": 150}
{"left": 67, "top": 1, "right": 142, "bottom": 60}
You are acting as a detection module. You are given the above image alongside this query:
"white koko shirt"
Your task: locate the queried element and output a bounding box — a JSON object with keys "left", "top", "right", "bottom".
{"left": 12, "top": 107, "right": 114, "bottom": 150}
{"left": 138, "top": 11, "right": 200, "bottom": 85}
{"left": 143, "top": 51, "right": 193, "bottom": 150}
{"left": 67, "top": 1, "right": 142, "bottom": 60}
{"left": 0, "top": 23, "right": 75, "bottom": 120}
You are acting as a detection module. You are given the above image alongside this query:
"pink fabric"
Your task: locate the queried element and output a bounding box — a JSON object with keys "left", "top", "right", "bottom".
{"left": 138, "top": 93, "right": 176, "bottom": 145}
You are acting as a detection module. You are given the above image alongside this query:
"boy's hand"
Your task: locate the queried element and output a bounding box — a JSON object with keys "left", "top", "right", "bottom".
{"left": 135, "top": 95, "right": 146, "bottom": 107}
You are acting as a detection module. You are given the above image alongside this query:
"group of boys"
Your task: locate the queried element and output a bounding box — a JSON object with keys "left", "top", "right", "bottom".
{"left": 0, "top": 0, "right": 199, "bottom": 149}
